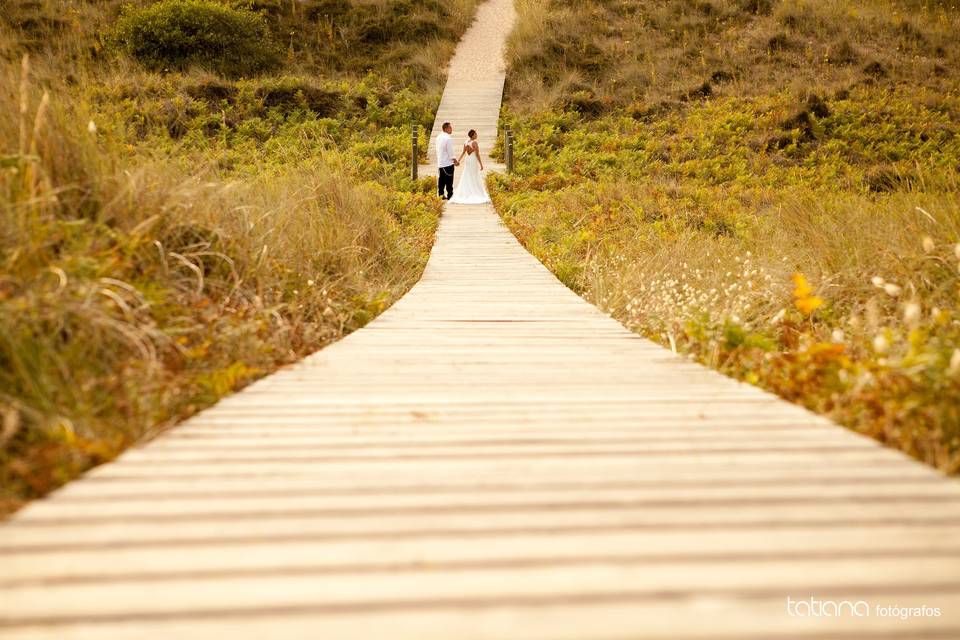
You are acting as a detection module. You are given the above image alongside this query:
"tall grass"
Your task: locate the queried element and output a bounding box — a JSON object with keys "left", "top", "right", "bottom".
{"left": 505, "top": 0, "right": 959, "bottom": 114}
{"left": 0, "top": 55, "right": 440, "bottom": 512}
{"left": 2, "top": 0, "right": 480, "bottom": 90}
{"left": 0, "top": 0, "right": 482, "bottom": 513}
{"left": 495, "top": 0, "right": 960, "bottom": 472}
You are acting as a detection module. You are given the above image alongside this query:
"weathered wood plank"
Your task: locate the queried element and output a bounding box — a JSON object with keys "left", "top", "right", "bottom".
{"left": 5, "top": 526, "right": 960, "bottom": 588}
{"left": 4, "top": 556, "right": 960, "bottom": 623}
{"left": 4, "top": 598, "right": 960, "bottom": 640}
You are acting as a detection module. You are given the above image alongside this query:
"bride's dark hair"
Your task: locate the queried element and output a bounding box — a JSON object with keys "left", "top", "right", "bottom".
{"left": 468, "top": 129, "right": 477, "bottom": 139}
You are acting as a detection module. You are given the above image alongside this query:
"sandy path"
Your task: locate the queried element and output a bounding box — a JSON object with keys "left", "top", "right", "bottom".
{"left": 421, "top": 0, "right": 516, "bottom": 176}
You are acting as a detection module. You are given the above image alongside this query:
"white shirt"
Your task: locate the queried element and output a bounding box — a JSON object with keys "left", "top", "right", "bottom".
{"left": 436, "top": 131, "right": 455, "bottom": 168}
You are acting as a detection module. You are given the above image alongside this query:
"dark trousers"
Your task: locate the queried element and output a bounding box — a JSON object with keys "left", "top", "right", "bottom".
{"left": 438, "top": 164, "right": 455, "bottom": 199}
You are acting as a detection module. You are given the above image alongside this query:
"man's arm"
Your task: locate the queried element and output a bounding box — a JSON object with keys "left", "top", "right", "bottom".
{"left": 446, "top": 138, "right": 458, "bottom": 165}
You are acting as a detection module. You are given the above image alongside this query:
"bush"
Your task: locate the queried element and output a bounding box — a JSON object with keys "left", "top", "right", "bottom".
{"left": 255, "top": 77, "right": 343, "bottom": 116}
{"left": 108, "top": 0, "right": 280, "bottom": 77}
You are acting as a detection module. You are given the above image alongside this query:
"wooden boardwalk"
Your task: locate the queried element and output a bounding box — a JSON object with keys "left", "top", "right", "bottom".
{"left": 3, "top": 1, "right": 960, "bottom": 637}
{"left": 420, "top": 0, "right": 510, "bottom": 178}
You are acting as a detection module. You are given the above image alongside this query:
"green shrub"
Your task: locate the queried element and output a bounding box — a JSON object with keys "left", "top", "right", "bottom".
{"left": 254, "top": 76, "right": 343, "bottom": 116}
{"left": 108, "top": 0, "right": 280, "bottom": 77}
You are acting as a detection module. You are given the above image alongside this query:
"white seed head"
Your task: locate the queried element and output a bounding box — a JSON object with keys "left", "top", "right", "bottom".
{"left": 883, "top": 283, "right": 901, "bottom": 297}
{"left": 872, "top": 333, "right": 889, "bottom": 354}
{"left": 949, "top": 349, "right": 960, "bottom": 376}
{"left": 922, "top": 236, "right": 935, "bottom": 253}
{"left": 87, "top": 120, "right": 97, "bottom": 135}
{"left": 871, "top": 276, "right": 885, "bottom": 288}
{"left": 831, "top": 329, "right": 845, "bottom": 343}
{"left": 903, "top": 302, "right": 921, "bottom": 325}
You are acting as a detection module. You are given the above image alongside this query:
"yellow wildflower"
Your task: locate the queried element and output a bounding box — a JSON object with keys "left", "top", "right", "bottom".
{"left": 791, "top": 273, "right": 823, "bottom": 316}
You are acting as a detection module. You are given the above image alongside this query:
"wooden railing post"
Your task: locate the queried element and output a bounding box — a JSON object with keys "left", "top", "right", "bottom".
{"left": 505, "top": 127, "right": 515, "bottom": 174}
{"left": 503, "top": 126, "right": 509, "bottom": 173}
{"left": 411, "top": 123, "right": 418, "bottom": 181}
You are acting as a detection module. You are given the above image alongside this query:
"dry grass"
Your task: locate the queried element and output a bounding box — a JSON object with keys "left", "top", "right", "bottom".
{"left": 0, "top": 0, "right": 480, "bottom": 513}
{"left": 2, "top": 0, "right": 480, "bottom": 89}
{"left": 506, "top": 0, "right": 960, "bottom": 114}
{"left": 1, "top": 55, "right": 440, "bottom": 513}
{"left": 494, "top": 0, "right": 960, "bottom": 471}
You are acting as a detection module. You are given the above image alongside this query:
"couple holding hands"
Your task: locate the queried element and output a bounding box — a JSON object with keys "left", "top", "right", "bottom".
{"left": 436, "top": 122, "right": 490, "bottom": 205}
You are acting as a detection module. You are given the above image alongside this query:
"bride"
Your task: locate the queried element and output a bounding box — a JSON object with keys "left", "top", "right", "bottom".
{"left": 449, "top": 129, "right": 491, "bottom": 204}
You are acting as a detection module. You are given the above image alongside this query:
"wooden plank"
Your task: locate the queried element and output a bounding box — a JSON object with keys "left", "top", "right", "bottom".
{"left": 5, "top": 526, "right": 960, "bottom": 587}
{"left": 15, "top": 485, "right": 960, "bottom": 523}
{"left": 3, "top": 597, "right": 959, "bottom": 640}
{"left": 7, "top": 501, "right": 960, "bottom": 552}
{"left": 4, "top": 556, "right": 960, "bottom": 623}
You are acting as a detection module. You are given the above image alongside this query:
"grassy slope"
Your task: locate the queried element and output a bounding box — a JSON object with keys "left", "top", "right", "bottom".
{"left": 492, "top": 0, "right": 960, "bottom": 471}
{"left": 0, "top": 0, "right": 478, "bottom": 514}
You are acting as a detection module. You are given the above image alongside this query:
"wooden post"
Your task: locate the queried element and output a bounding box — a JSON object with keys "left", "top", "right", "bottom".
{"left": 504, "top": 126, "right": 511, "bottom": 172}
{"left": 411, "top": 124, "right": 418, "bottom": 181}
{"left": 506, "top": 128, "right": 515, "bottom": 174}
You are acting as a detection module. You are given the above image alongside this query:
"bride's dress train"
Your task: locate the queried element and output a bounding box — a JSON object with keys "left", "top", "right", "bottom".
{"left": 450, "top": 146, "right": 490, "bottom": 204}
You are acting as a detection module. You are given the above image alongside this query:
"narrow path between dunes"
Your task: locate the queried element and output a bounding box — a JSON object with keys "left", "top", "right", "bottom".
{"left": 2, "top": 1, "right": 960, "bottom": 638}
{"left": 420, "top": 0, "right": 512, "bottom": 177}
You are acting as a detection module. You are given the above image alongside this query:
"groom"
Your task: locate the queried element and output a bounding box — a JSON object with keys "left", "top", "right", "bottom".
{"left": 436, "top": 122, "right": 458, "bottom": 200}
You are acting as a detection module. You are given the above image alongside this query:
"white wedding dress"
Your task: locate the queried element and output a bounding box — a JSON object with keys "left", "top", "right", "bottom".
{"left": 450, "top": 141, "right": 491, "bottom": 204}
